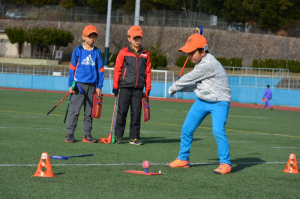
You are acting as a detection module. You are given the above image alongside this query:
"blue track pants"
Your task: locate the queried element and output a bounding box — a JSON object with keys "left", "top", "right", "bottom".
{"left": 178, "top": 98, "right": 231, "bottom": 165}
{"left": 264, "top": 98, "right": 273, "bottom": 109}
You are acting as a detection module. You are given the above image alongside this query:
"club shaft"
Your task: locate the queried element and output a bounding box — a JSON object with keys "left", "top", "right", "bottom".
{"left": 178, "top": 57, "right": 189, "bottom": 78}
{"left": 47, "top": 93, "right": 70, "bottom": 115}
{"left": 46, "top": 105, "right": 57, "bottom": 115}
{"left": 178, "top": 26, "right": 202, "bottom": 79}
{"left": 112, "top": 96, "right": 118, "bottom": 136}
{"left": 56, "top": 93, "right": 70, "bottom": 106}
{"left": 68, "top": 154, "right": 94, "bottom": 158}
{"left": 64, "top": 94, "right": 72, "bottom": 123}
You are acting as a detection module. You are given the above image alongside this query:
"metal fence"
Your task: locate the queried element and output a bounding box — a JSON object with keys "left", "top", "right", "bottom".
{"left": 0, "top": 62, "right": 174, "bottom": 86}
{"left": 223, "top": 67, "right": 289, "bottom": 77}
{"left": 1, "top": 4, "right": 299, "bottom": 37}
{"left": 1, "top": 62, "right": 299, "bottom": 90}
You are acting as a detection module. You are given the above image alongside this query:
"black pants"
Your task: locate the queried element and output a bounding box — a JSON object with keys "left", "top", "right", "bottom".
{"left": 114, "top": 87, "right": 143, "bottom": 139}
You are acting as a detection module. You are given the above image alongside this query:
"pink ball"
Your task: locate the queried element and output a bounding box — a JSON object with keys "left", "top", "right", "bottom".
{"left": 142, "top": 160, "right": 151, "bottom": 169}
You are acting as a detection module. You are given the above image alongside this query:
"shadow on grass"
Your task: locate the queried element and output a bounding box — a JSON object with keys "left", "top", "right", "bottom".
{"left": 120, "top": 137, "right": 202, "bottom": 144}
{"left": 53, "top": 173, "right": 65, "bottom": 176}
{"left": 192, "top": 157, "right": 266, "bottom": 173}
{"left": 231, "top": 157, "right": 266, "bottom": 173}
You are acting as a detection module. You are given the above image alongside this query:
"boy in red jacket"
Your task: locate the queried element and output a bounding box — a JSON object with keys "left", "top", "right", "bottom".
{"left": 112, "top": 25, "right": 151, "bottom": 145}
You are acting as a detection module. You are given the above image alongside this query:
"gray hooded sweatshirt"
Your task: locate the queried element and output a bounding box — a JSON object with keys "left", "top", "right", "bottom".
{"left": 169, "top": 53, "right": 231, "bottom": 103}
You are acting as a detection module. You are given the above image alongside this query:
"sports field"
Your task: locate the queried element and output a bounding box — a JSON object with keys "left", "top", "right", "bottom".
{"left": 0, "top": 89, "right": 299, "bottom": 198}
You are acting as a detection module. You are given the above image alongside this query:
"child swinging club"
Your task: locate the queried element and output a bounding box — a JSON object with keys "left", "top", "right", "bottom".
{"left": 166, "top": 34, "right": 232, "bottom": 174}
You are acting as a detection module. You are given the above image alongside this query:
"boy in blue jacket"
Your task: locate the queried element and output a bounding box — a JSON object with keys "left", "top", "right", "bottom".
{"left": 65, "top": 25, "right": 104, "bottom": 143}
{"left": 263, "top": 85, "right": 273, "bottom": 110}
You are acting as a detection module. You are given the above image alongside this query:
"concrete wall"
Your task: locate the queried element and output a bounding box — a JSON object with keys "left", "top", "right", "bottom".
{"left": 0, "top": 32, "right": 31, "bottom": 57}
{"left": 0, "top": 19, "right": 299, "bottom": 67}
{"left": 0, "top": 57, "right": 59, "bottom": 65}
{"left": 1, "top": 73, "right": 300, "bottom": 107}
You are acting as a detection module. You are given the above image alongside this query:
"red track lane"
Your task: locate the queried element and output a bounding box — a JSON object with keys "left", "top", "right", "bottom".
{"left": 1, "top": 87, "right": 300, "bottom": 112}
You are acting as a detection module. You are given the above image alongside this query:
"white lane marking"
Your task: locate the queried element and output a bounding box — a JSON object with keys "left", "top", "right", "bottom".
{"left": 229, "top": 115, "right": 268, "bottom": 119}
{"left": 272, "top": 147, "right": 299, "bottom": 148}
{"left": 0, "top": 162, "right": 294, "bottom": 167}
{"left": 0, "top": 127, "right": 61, "bottom": 129}
{"left": 0, "top": 126, "right": 110, "bottom": 130}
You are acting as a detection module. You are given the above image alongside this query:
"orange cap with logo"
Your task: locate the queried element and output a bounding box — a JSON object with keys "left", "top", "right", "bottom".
{"left": 82, "top": 25, "right": 98, "bottom": 36}
{"left": 179, "top": 34, "right": 208, "bottom": 53}
{"left": 128, "top": 25, "right": 143, "bottom": 38}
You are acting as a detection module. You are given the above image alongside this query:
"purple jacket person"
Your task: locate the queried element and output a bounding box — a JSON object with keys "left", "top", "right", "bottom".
{"left": 263, "top": 85, "right": 273, "bottom": 110}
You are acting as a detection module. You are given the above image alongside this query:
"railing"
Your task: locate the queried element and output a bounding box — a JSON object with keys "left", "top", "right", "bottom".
{"left": 223, "top": 67, "right": 289, "bottom": 77}
{"left": 0, "top": 62, "right": 299, "bottom": 90}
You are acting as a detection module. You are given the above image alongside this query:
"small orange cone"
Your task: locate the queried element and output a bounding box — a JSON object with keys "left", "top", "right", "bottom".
{"left": 32, "top": 152, "right": 55, "bottom": 177}
{"left": 283, "top": 153, "right": 299, "bottom": 174}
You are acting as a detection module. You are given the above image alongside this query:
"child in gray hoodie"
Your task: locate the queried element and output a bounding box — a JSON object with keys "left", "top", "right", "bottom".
{"left": 166, "top": 34, "right": 232, "bottom": 174}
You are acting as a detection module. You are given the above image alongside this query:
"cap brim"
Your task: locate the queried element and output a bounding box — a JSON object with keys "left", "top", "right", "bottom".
{"left": 130, "top": 34, "right": 143, "bottom": 38}
{"left": 178, "top": 45, "right": 197, "bottom": 53}
{"left": 86, "top": 31, "right": 98, "bottom": 36}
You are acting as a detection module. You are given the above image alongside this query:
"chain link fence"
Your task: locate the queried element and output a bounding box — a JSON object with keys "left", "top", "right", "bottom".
{"left": 1, "top": 4, "right": 299, "bottom": 37}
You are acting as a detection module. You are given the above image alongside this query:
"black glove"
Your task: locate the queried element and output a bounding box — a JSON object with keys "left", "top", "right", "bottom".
{"left": 112, "top": 89, "right": 119, "bottom": 97}
{"left": 144, "top": 90, "right": 150, "bottom": 98}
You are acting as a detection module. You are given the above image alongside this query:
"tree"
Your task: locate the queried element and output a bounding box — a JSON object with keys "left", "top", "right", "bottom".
{"left": 259, "top": 0, "right": 298, "bottom": 31}
{"left": 60, "top": 0, "right": 76, "bottom": 8}
{"left": 5, "top": 27, "right": 27, "bottom": 58}
{"left": 87, "top": 0, "right": 108, "bottom": 13}
{"left": 199, "top": 0, "right": 225, "bottom": 16}
{"left": 242, "top": 0, "right": 261, "bottom": 24}
{"left": 54, "top": 29, "right": 74, "bottom": 50}
{"left": 8, "top": 0, "right": 60, "bottom": 5}
{"left": 200, "top": 0, "right": 300, "bottom": 32}
{"left": 124, "top": 0, "right": 181, "bottom": 11}
{"left": 26, "top": 27, "right": 74, "bottom": 58}
{"left": 223, "top": 0, "right": 248, "bottom": 23}
{"left": 26, "top": 27, "right": 48, "bottom": 58}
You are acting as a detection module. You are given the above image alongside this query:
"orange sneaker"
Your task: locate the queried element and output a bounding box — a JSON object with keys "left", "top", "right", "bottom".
{"left": 82, "top": 135, "right": 97, "bottom": 143}
{"left": 166, "top": 158, "right": 190, "bottom": 168}
{"left": 214, "top": 163, "right": 231, "bottom": 174}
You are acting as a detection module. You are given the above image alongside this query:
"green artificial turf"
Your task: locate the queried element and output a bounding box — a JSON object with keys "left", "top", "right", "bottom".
{"left": 0, "top": 89, "right": 299, "bottom": 198}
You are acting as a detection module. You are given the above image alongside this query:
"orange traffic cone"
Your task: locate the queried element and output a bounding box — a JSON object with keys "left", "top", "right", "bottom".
{"left": 283, "top": 153, "right": 299, "bottom": 174}
{"left": 32, "top": 152, "right": 55, "bottom": 177}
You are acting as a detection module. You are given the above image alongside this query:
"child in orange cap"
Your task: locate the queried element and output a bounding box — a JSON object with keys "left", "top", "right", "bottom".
{"left": 166, "top": 34, "right": 232, "bottom": 174}
{"left": 65, "top": 25, "right": 104, "bottom": 143}
{"left": 112, "top": 25, "right": 152, "bottom": 145}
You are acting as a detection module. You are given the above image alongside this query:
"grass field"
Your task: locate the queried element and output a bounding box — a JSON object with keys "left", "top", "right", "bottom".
{"left": 0, "top": 89, "right": 300, "bottom": 198}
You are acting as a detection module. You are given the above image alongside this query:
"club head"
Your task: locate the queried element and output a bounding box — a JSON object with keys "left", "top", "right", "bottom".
{"left": 100, "top": 137, "right": 111, "bottom": 144}
{"left": 50, "top": 155, "right": 68, "bottom": 160}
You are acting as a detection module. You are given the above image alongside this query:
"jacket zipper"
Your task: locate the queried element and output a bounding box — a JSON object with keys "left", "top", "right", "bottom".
{"left": 135, "top": 55, "right": 139, "bottom": 88}
{"left": 123, "top": 68, "right": 127, "bottom": 79}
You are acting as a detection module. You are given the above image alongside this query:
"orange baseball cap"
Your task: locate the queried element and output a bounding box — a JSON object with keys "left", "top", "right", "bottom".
{"left": 179, "top": 34, "right": 208, "bottom": 53}
{"left": 82, "top": 25, "right": 98, "bottom": 36}
{"left": 128, "top": 25, "right": 143, "bottom": 38}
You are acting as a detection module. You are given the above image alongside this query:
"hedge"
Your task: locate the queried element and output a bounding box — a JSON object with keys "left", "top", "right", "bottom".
{"left": 175, "top": 56, "right": 195, "bottom": 68}
{"left": 175, "top": 56, "right": 243, "bottom": 68}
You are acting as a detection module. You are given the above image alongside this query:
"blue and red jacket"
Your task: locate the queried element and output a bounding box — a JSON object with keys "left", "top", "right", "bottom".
{"left": 113, "top": 46, "right": 151, "bottom": 92}
{"left": 68, "top": 45, "right": 104, "bottom": 89}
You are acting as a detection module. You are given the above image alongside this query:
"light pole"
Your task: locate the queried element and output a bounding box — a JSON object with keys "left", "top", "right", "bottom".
{"left": 104, "top": 0, "right": 112, "bottom": 67}
{"left": 134, "top": 0, "right": 140, "bottom": 25}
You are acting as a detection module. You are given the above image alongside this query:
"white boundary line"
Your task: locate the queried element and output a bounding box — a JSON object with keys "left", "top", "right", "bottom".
{"left": 0, "top": 162, "right": 293, "bottom": 167}
{"left": 272, "top": 147, "right": 299, "bottom": 148}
